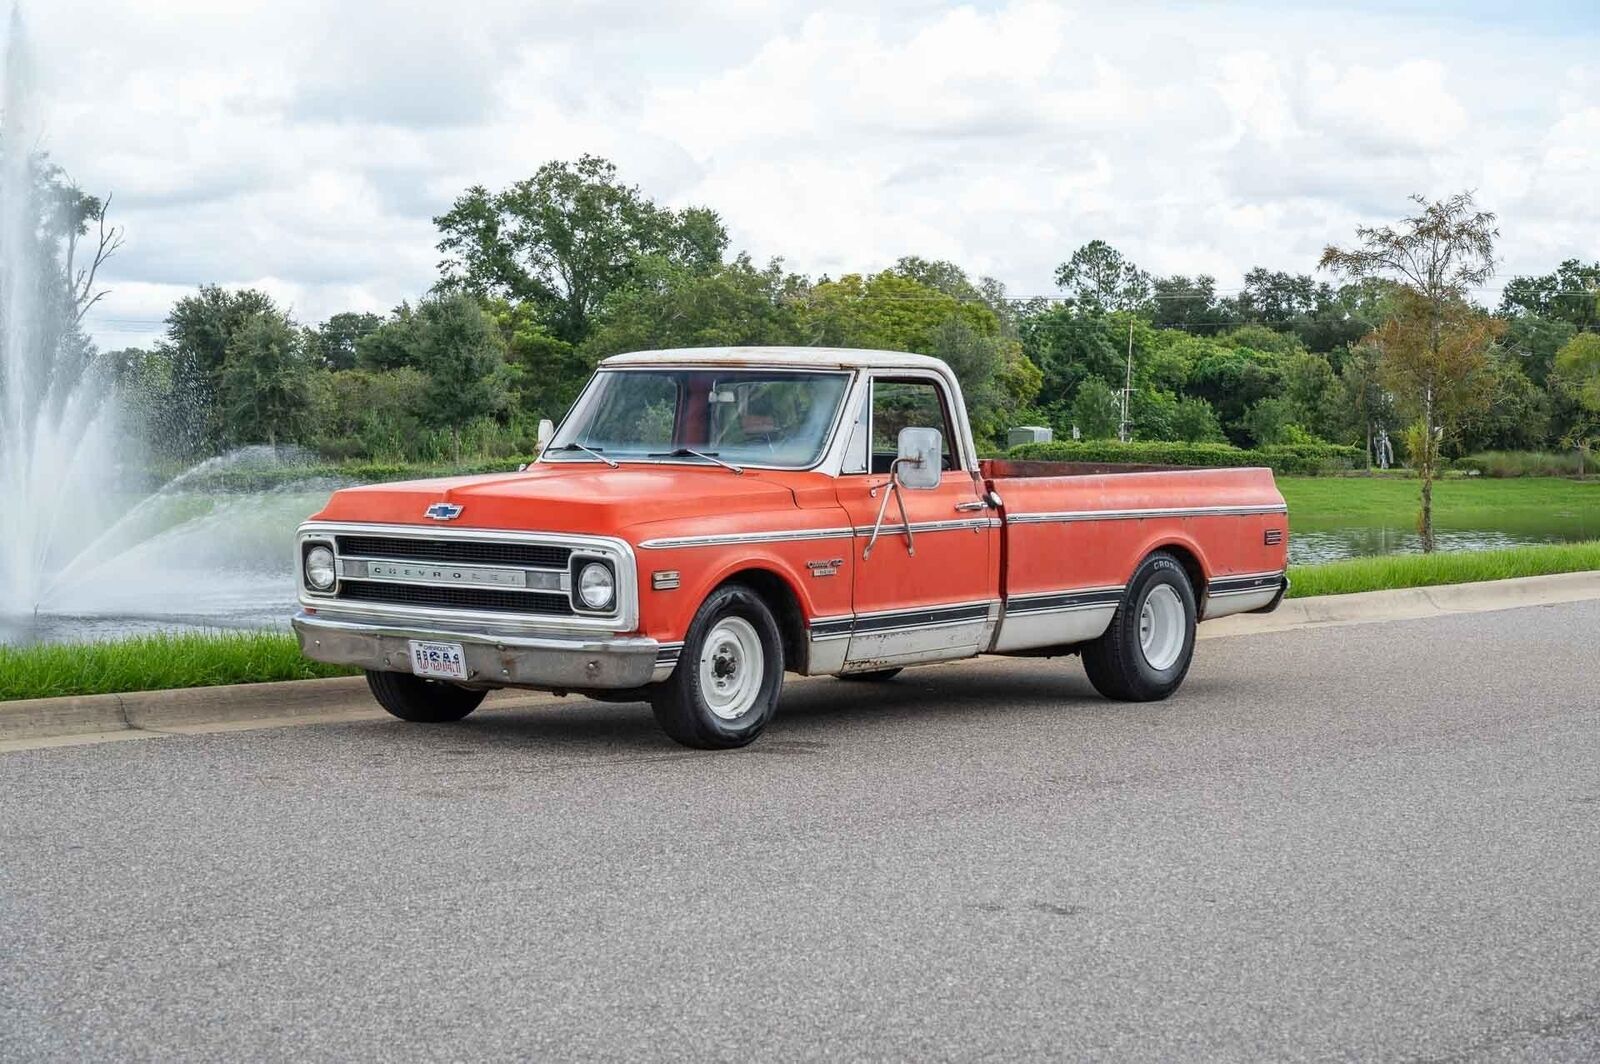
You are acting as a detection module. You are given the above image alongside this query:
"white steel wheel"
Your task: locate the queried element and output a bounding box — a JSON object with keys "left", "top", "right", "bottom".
{"left": 1138, "top": 584, "right": 1186, "bottom": 671}
{"left": 698, "top": 616, "right": 765, "bottom": 721}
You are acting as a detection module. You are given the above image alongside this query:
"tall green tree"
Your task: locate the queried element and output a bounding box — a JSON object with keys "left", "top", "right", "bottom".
{"left": 927, "top": 316, "right": 1041, "bottom": 444}
{"left": 1555, "top": 332, "right": 1600, "bottom": 473}
{"left": 309, "top": 311, "right": 383, "bottom": 370}
{"left": 1499, "top": 260, "right": 1600, "bottom": 331}
{"left": 434, "top": 154, "right": 728, "bottom": 343}
{"left": 1019, "top": 305, "right": 1127, "bottom": 403}
{"left": 583, "top": 255, "right": 804, "bottom": 360}
{"left": 1553, "top": 333, "right": 1600, "bottom": 473}
{"left": 159, "top": 286, "right": 287, "bottom": 446}
{"left": 1149, "top": 274, "right": 1225, "bottom": 331}
{"left": 1320, "top": 191, "right": 1500, "bottom": 550}
{"left": 1070, "top": 378, "right": 1123, "bottom": 439}
{"left": 1554, "top": 333, "right": 1600, "bottom": 412}
{"left": 406, "top": 293, "right": 512, "bottom": 459}
{"left": 1053, "top": 240, "right": 1151, "bottom": 312}
{"left": 219, "top": 312, "right": 313, "bottom": 447}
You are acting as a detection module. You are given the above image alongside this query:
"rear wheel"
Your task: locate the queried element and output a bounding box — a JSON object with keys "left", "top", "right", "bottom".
{"left": 366, "top": 670, "right": 487, "bottom": 723}
{"left": 838, "top": 668, "right": 903, "bottom": 683}
{"left": 650, "top": 584, "right": 784, "bottom": 749}
{"left": 1082, "top": 552, "right": 1196, "bottom": 702}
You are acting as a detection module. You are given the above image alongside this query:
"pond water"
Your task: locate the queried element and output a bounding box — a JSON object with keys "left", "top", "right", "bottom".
{"left": 0, "top": 486, "right": 336, "bottom": 646}
{"left": 1288, "top": 511, "right": 1598, "bottom": 566}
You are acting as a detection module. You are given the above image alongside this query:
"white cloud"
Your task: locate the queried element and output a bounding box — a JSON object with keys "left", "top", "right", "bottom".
{"left": 16, "top": 0, "right": 1596, "bottom": 346}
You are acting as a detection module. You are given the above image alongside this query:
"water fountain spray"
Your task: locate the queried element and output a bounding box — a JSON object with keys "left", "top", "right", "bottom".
{"left": 0, "top": 11, "right": 129, "bottom": 621}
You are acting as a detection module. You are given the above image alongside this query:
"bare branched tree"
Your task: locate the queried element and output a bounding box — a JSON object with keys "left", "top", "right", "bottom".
{"left": 64, "top": 190, "right": 124, "bottom": 323}
{"left": 1320, "top": 192, "right": 1500, "bottom": 550}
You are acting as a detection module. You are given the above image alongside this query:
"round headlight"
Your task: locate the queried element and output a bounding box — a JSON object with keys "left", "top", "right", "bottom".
{"left": 305, "top": 545, "right": 337, "bottom": 591}
{"left": 577, "top": 562, "right": 615, "bottom": 610}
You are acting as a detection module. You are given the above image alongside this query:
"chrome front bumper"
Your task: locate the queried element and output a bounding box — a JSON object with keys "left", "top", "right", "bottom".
{"left": 292, "top": 611, "right": 671, "bottom": 690}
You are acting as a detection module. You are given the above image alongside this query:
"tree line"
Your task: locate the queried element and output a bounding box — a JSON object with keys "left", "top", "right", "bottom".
{"left": 103, "top": 155, "right": 1600, "bottom": 482}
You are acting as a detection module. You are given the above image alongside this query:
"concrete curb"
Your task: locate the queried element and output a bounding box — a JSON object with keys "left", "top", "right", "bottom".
{"left": 0, "top": 676, "right": 562, "bottom": 743}
{"left": 1199, "top": 569, "right": 1600, "bottom": 639}
{"left": 3, "top": 570, "right": 1597, "bottom": 745}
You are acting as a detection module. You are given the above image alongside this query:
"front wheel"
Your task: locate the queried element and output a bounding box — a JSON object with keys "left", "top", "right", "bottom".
{"left": 366, "top": 670, "right": 487, "bottom": 722}
{"left": 650, "top": 584, "right": 785, "bottom": 749}
{"left": 1082, "top": 551, "right": 1196, "bottom": 702}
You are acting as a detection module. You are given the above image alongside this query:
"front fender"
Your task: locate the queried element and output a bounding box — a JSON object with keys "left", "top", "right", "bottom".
{"left": 629, "top": 537, "right": 855, "bottom": 648}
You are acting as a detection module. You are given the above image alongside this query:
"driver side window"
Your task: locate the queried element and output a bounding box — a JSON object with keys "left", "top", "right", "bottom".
{"left": 868, "top": 378, "right": 956, "bottom": 475}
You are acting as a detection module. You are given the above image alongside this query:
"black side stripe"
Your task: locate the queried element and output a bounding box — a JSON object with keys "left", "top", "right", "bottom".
{"left": 808, "top": 602, "right": 992, "bottom": 640}
{"left": 1207, "top": 573, "right": 1284, "bottom": 596}
{"left": 1005, "top": 588, "right": 1124, "bottom": 615}
{"left": 852, "top": 603, "right": 991, "bottom": 634}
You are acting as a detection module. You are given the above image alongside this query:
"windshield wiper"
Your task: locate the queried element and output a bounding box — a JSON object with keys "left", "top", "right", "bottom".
{"left": 548, "top": 441, "right": 618, "bottom": 468}
{"left": 647, "top": 447, "right": 744, "bottom": 475}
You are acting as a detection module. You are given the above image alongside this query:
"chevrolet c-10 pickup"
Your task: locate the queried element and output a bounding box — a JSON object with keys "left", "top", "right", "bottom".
{"left": 294, "top": 346, "right": 1288, "bottom": 748}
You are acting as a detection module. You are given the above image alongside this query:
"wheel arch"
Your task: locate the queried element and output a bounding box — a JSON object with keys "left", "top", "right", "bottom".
{"left": 1137, "top": 536, "right": 1208, "bottom": 615}
{"left": 707, "top": 565, "right": 810, "bottom": 675}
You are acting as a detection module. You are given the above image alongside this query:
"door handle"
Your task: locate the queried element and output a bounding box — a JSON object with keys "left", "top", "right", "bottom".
{"left": 954, "top": 500, "right": 987, "bottom": 512}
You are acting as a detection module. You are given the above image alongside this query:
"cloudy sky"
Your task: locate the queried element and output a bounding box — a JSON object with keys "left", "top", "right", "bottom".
{"left": 21, "top": 0, "right": 1600, "bottom": 350}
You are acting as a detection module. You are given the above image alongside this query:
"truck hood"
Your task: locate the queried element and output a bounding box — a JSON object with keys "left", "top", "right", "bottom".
{"left": 311, "top": 463, "right": 801, "bottom": 536}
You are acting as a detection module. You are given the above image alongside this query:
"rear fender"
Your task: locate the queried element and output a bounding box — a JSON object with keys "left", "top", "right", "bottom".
{"left": 1128, "top": 532, "right": 1211, "bottom": 612}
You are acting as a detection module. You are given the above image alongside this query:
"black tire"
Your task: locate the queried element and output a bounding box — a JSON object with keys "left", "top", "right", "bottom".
{"left": 1082, "top": 551, "right": 1197, "bottom": 702}
{"left": 650, "top": 583, "right": 784, "bottom": 749}
{"left": 838, "top": 668, "right": 903, "bottom": 683}
{"left": 366, "top": 670, "right": 487, "bottom": 723}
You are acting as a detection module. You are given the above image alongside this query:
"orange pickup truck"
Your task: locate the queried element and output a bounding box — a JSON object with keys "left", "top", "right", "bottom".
{"left": 295, "top": 347, "right": 1288, "bottom": 748}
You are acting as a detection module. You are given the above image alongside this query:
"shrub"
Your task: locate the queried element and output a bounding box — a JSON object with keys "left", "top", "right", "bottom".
{"left": 1462, "top": 450, "right": 1590, "bottom": 477}
{"left": 1007, "top": 439, "right": 1364, "bottom": 475}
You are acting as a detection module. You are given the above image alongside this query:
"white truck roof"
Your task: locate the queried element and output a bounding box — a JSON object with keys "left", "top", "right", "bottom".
{"left": 600, "top": 346, "right": 951, "bottom": 374}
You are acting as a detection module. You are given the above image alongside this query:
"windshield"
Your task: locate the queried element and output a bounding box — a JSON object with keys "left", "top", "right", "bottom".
{"left": 545, "top": 369, "right": 852, "bottom": 469}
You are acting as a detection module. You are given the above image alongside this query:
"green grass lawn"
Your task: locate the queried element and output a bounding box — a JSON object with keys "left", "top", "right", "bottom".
{"left": 1287, "top": 540, "right": 1600, "bottom": 598}
{"left": 1279, "top": 475, "right": 1600, "bottom": 525}
{"left": 0, "top": 630, "right": 354, "bottom": 703}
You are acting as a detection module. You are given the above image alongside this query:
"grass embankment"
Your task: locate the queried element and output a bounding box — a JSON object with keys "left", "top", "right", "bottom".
{"left": 1287, "top": 541, "right": 1600, "bottom": 599}
{"left": 1278, "top": 475, "right": 1600, "bottom": 525}
{"left": 0, "top": 630, "right": 354, "bottom": 703}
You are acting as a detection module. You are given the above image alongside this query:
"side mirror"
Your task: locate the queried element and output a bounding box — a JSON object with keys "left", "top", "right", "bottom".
{"left": 896, "top": 427, "right": 942, "bottom": 490}
{"left": 536, "top": 418, "right": 555, "bottom": 453}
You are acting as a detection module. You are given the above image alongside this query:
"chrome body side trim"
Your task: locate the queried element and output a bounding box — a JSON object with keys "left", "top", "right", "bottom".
{"left": 990, "top": 585, "right": 1125, "bottom": 653}
{"left": 850, "top": 518, "right": 995, "bottom": 536}
{"left": 1007, "top": 504, "right": 1288, "bottom": 525}
{"left": 637, "top": 518, "right": 997, "bottom": 551}
{"left": 637, "top": 527, "right": 855, "bottom": 550}
{"left": 1202, "top": 570, "right": 1289, "bottom": 620}
{"left": 292, "top": 611, "right": 661, "bottom": 690}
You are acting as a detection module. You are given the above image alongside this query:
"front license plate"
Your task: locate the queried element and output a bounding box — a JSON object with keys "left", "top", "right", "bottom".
{"left": 408, "top": 640, "right": 468, "bottom": 681}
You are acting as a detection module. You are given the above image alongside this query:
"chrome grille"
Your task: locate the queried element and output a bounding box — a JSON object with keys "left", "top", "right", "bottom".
{"left": 337, "top": 581, "right": 575, "bottom": 616}
{"left": 333, "top": 535, "right": 571, "bottom": 570}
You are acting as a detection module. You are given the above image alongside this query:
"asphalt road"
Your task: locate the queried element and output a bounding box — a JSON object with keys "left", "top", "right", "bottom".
{"left": 3, "top": 602, "right": 1599, "bottom": 1063}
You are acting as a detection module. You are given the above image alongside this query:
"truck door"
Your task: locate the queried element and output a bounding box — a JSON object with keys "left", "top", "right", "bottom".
{"left": 833, "top": 374, "right": 996, "bottom": 669}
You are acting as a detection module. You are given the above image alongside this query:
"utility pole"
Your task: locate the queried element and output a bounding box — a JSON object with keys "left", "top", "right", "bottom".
{"left": 1119, "top": 318, "right": 1134, "bottom": 443}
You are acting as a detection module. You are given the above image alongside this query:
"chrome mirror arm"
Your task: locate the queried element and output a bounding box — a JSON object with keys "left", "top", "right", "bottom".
{"left": 862, "top": 457, "right": 919, "bottom": 560}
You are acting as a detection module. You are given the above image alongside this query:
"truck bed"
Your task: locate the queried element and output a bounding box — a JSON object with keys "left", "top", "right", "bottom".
{"left": 981, "top": 462, "right": 1289, "bottom": 636}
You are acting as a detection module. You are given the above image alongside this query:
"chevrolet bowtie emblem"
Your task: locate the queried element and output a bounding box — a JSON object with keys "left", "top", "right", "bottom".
{"left": 424, "top": 502, "right": 464, "bottom": 521}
